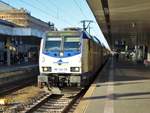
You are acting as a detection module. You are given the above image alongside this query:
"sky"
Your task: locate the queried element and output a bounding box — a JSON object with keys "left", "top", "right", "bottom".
{"left": 1, "top": 0, "right": 110, "bottom": 49}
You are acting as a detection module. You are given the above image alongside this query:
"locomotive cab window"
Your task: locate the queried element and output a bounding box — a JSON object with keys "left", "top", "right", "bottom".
{"left": 44, "top": 37, "right": 62, "bottom": 51}
{"left": 64, "top": 37, "right": 81, "bottom": 51}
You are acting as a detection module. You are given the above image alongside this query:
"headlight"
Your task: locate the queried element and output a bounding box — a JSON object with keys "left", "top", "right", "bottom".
{"left": 43, "top": 67, "right": 48, "bottom": 71}
{"left": 75, "top": 67, "right": 79, "bottom": 71}
{"left": 70, "top": 67, "right": 80, "bottom": 72}
{"left": 42, "top": 67, "right": 51, "bottom": 72}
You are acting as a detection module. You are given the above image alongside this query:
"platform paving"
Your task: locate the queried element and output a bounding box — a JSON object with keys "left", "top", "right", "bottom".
{"left": 74, "top": 58, "right": 150, "bottom": 113}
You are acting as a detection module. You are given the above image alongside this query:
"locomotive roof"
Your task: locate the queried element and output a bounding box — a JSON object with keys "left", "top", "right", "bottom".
{"left": 46, "top": 30, "right": 102, "bottom": 46}
{"left": 82, "top": 31, "right": 102, "bottom": 45}
{"left": 46, "top": 30, "right": 82, "bottom": 37}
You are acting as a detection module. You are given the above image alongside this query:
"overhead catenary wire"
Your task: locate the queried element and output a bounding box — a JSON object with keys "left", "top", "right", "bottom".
{"left": 73, "top": 0, "right": 96, "bottom": 33}
{"left": 1, "top": 0, "right": 109, "bottom": 48}
{"left": 48, "top": 0, "right": 81, "bottom": 26}
{"left": 22, "top": 0, "right": 87, "bottom": 28}
{"left": 2, "top": 0, "right": 91, "bottom": 29}
{"left": 73, "top": 0, "right": 88, "bottom": 18}
{"left": 19, "top": 0, "right": 73, "bottom": 26}
{"left": 3, "top": 0, "right": 52, "bottom": 23}
{"left": 34, "top": 0, "right": 58, "bottom": 14}
{"left": 48, "top": 0, "right": 59, "bottom": 9}
{"left": 36, "top": 0, "right": 61, "bottom": 20}
{"left": 47, "top": 0, "right": 60, "bottom": 18}
{"left": 20, "top": 0, "right": 52, "bottom": 16}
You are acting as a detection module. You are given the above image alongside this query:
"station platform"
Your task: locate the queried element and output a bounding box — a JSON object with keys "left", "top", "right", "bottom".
{"left": 0, "top": 63, "right": 38, "bottom": 74}
{"left": 74, "top": 58, "right": 150, "bottom": 113}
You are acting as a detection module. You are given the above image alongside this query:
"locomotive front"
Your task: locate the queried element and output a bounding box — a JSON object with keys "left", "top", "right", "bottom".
{"left": 39, "top": 30, "right": 82, "bottom": 88}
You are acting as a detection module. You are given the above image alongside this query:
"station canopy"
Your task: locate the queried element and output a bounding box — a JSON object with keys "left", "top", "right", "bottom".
{"left": 87, "top": 0, "right": 150, "bottom": 47}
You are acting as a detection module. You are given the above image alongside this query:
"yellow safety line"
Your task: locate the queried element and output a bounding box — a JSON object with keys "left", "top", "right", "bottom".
{"left": 74, "top": 61, "right": 109, "bottom": 113}
{"left": 74, "top": 76, "right": 99, "bottom": 113}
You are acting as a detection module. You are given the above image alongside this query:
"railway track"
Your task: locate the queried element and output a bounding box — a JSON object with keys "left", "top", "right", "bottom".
{"left": 0, "top": 77, "right": 37, "bottom": 113}
{"left": 21, "top": 88, "right": 86, "bottom": 113}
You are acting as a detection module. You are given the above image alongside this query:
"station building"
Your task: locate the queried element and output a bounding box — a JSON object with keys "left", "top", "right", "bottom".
{"left": 0, "top": 1, "right": 55, "bottom": 66}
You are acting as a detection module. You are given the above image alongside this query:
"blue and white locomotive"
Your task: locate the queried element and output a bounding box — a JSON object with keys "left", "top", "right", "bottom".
{"left": 38, "top": 28, "right": 108, "bottom": 89}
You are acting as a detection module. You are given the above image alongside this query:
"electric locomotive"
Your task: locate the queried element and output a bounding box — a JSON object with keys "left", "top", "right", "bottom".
{"left": 38, "top": 28, "right": 107, "bottom": 91}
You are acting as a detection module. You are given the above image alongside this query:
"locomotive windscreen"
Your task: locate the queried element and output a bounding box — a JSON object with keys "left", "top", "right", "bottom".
{"left": 64, "top": 37, "right": 80, "bottom": 51}
{"left": 45, "top": 37, "right": 61, "bottom": 51}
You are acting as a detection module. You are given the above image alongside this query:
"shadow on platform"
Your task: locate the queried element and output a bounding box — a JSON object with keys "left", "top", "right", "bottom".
{"left": 82, "top": 91, "right": 150, "bottom": 101}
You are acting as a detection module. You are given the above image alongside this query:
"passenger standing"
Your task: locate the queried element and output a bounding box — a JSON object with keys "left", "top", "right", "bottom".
{"left": 115, "top": 52, "right": 119, "bottom": 62}
{"left": 126, "top": 53, "right": 130, "bottom": 61}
